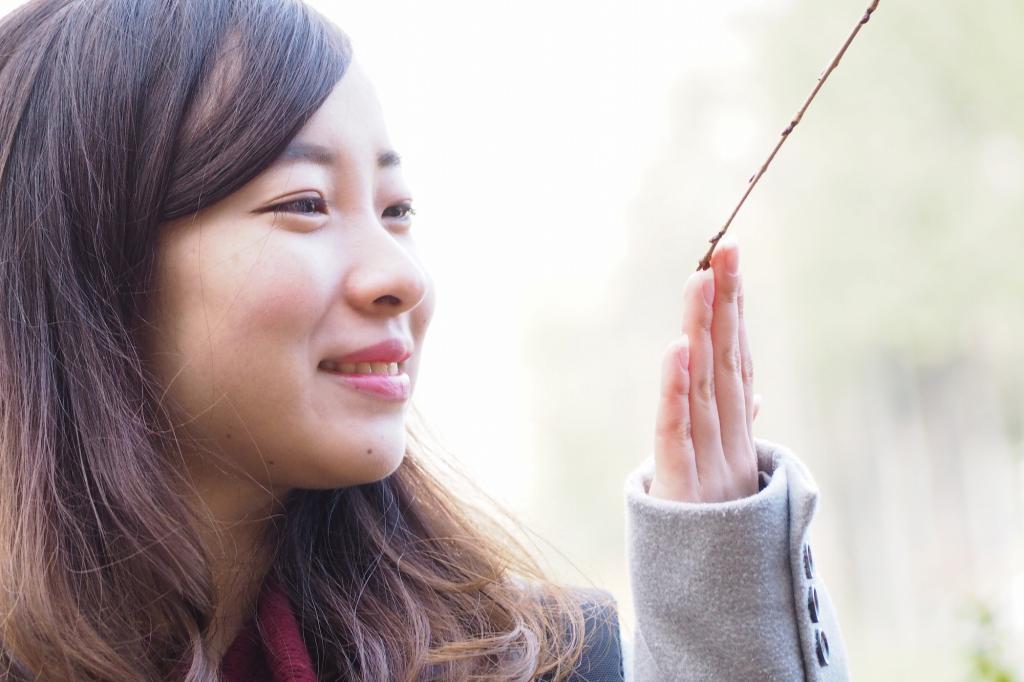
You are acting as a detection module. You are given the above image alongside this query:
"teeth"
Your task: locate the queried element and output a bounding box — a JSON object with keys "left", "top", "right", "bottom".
{"left": 320, "top": 360, "right": 404, "bottom": 376}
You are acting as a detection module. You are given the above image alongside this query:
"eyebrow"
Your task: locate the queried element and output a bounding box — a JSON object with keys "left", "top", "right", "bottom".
{"left": 272, "top": 141, "right": 402, "bottom": 170}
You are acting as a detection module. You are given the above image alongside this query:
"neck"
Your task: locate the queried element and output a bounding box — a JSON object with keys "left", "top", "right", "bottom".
{"left": 181, "top": 459, "right": 290, "bottom": 664}
{"left": 203, "top": 518, "right": 280, "bottom": 663}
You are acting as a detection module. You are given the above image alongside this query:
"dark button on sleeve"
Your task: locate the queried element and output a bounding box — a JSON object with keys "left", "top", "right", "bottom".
{"left": 807, "top": 585, "right": 820, "bottom": 623}
{"left": 802, "top": 542, "right": 815, "bottom": 579}
{"left": 814, "top": 629, "right": 830, "bottom": 667}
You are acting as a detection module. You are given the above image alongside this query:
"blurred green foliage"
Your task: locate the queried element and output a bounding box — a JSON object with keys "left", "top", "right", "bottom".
{"left": 964, "top": 601, "right": 1017, "bottom": 682}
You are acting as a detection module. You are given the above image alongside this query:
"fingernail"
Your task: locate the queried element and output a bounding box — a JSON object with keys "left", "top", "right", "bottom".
{"left": 725, "top": 242, "right": 740, "bottom": 276}
{"left": 701, "top": 272, "right": 715, "bottom": 305}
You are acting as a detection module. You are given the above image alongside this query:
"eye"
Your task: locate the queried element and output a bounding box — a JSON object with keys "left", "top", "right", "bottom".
{"left": 383, "top": 202, "right": 417, "bottom": 222}
{"left": 270, "top": 196, "right": 328, "bottom": 216}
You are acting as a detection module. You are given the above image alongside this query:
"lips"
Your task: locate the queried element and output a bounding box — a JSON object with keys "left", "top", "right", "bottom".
{"left": 320, "top": 337, "right": 412, "bottom": 367}
{"left": 322, "top": 370, "right": 411, "bottom": 401}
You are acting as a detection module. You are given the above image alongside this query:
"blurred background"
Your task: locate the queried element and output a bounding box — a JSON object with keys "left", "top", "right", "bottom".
{"left": 316, "top": 0, "right": 1024, "bottom": 679}
{"left": 1, "top": 0, "right": 1016, "bottom": 677}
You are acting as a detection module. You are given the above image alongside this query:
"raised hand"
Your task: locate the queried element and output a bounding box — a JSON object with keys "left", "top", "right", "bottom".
{"left": 649, "top": 236, "right": 762, "bottom": 503}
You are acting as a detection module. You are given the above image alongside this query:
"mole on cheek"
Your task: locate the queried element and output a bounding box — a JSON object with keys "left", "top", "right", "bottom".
{"left": 366, "top": 449, "right": 372, "bottom": 455}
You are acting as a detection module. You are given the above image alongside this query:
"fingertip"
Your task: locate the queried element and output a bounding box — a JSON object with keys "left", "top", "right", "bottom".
{"left": 684, "top": 269, "right": 703, "bottom": 298}
{"left": 677, "top": 334, "right": 689, "bottom": 370}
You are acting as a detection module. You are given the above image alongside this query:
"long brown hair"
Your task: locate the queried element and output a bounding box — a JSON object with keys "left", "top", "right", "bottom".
{"left": 0, "top": 1, "right": 612, "bottom": 679}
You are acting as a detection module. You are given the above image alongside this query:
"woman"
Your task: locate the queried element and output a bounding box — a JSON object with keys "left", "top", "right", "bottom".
{"left": 0, "top": 0, "right": 848, "bottom": 680}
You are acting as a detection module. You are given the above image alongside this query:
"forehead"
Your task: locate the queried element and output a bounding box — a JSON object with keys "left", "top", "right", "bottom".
{"left": 280, "top": 60, "right": 392, "bottom": 166}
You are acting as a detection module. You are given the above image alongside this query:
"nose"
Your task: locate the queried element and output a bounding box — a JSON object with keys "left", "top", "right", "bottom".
{"left": 343, "top": 215, "right": 429, "bottom": 318}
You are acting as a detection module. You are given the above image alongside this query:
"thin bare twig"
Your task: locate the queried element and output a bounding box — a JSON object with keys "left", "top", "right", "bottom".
{"left": 696, "top": 0, "right": 881, "bottom": 271}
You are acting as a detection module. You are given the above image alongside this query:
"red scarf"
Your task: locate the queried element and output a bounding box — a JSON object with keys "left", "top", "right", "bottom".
{"left": 220, "top": 576, "right": 317, "bottom": 682}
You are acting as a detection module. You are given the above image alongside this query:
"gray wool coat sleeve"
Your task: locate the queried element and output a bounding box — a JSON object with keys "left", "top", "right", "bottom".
{"left": 621, "top": 437, "right": 850, "bottom": 681}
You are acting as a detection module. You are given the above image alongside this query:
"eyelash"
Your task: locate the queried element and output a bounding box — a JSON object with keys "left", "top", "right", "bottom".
{"left": 271, "top": 197, "right": 417, "bottom": 221}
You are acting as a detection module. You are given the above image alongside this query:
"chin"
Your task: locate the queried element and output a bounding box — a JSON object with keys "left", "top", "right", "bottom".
{"left": 362, "top": 444, "right": 406, "bottom": 481}
{"left": 303, "top": 442, "right": 407, "bottom": 490}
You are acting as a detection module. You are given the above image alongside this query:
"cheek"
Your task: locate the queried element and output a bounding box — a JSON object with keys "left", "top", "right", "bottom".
{"left": 152, "top": 235, "right": 327, "bottom": 448}
{"left": 177, "top": 245, "right": 321, "bottom": 375}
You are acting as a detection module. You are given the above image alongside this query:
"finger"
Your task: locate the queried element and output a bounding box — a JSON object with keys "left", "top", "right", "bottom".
{"left": 681, "top": 268, "right": 726, "bottom": 483}
{"left": 753, "top": 393, "right": 762, "bottom": 421}
{"left": 736, "top": 253, "right": 755, "bottom": 441}
{"left": 651, "top": 336, "right": 700, "bottom": 502}
{"left": 709, "top": 236, "right": 753, "bottom": 469}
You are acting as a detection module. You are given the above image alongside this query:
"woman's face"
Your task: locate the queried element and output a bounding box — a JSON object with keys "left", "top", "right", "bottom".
{"left": 145, "top": 60, "right": 434, "bottom": 497}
